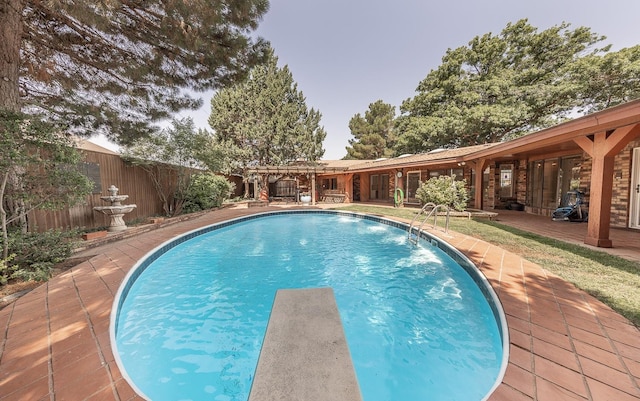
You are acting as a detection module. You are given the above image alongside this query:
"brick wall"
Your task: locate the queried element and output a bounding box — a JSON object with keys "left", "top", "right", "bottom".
{"left": 611, "top": 139, "right": 640, "bottom": 227}
{"left": 579, "top": 138, "right": 640, "bottom": 228}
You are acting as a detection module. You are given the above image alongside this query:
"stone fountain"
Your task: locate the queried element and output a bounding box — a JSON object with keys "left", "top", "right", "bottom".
{"left": 93, "top": 185, "right": 137, "bottom": 232}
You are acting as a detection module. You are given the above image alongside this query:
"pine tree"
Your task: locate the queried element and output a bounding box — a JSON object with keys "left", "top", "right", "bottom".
{"left": 0, "top": 0, "right": 269, "bottom": 144}
{"left": 209, "top": 51, "right": 326, "bottom": 171}
{"left": 395, "top": 19, "right": 607, "bottom": 153}
{"left": 345, "top": 100, "right": 396, "bottom": 159}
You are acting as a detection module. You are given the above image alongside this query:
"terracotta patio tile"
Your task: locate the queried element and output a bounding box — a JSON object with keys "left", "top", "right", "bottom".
{"left": 606, "top": 325, "right": 640, "bottom": 349}
{"left": 49, "top": 313, "right": 88, "bottom": 332}
{"left": 564, "top": 313, "right": 603, "bottom": 336}
{"left": 569, "top": 325, "right": 613, "bottom": 351}
{"left": 53, "top": 365, "right": 112, "bottom": 400}
{"left": 502, "top": 301, "right": 531, "bottom": 322}
{"left": 486, "top": 383, "right": 533, "bottom": 401}
{"left": 533, "top": 337, "right": 580, "bottom": 372}
{"left": 114, "top": 377, "right": 138, "bottom": 401}
{"left": 509, "top": 344, "right": 533, "bottom": 370}
{"left": 530, "top": 323, "right": 572, "bottom": 350}
{"left": 84, "top": 384, "right": 118, "bottom": 401}
{"left": 573, "top": 340, "right": 624, "bottom": 371}
{"left": 0, "top": 360, "right": 48, "bottom": 395}
{"left": 3, "top": 324, "right": 47, "bottom": 349}
{"left": 624, "top": 357, "right": 640, "bottom": 380}
{"left": 615, "top": 341, "right": 640, "bottom": 362}
{"left": 534, "top": 356, "right": 588, "bottom": 397}
{"left": 52, "top": 338, "right": 101, "bottom": 372}
{"left": 535, "top": 376, "right": 587, "bottom": 401}
{"left": 50, "top": 324, "right": 92, "bottom": 352}
{"left": 579, "top": 355, "right": 639, "bottom": 395}
{"left": 1, "top": 334, "right": 49, "bottom": 365}
{"left": 506, "top": 315, "right": 530, "bottom": 335}
{"left": 509, "top": 327, "right": 532, "bottom": 351}
{"left": 6, "top": 314, "right": 47, "bottom": 337}
{"left": 525, "top": 286, "right": 557, "bottom": 304}
{"left": 529, "top": 313, "right": 568, "bottom": 334}
{"left": 54, "top": 354, "right": 106, "bottom": 391}
{"left": 599, "top": 314, "right": 639, "bottom": 331}
{"left": 0, "top": 374, "right": 49, "bottom": 401}
{"left": 586, "top": 377, "right": 640, "bottom": 401}
{"left": 503, "top": 362, "right": 535, "bottom": 398}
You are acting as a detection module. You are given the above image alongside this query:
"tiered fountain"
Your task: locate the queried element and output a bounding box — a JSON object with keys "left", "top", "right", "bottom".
{"left": 93, "top": 185, "right": 137, "bottom": 232}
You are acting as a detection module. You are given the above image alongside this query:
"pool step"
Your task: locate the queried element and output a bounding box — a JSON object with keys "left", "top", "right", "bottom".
{"left": 248, "top": 287, "right": 363, "bottom": 401}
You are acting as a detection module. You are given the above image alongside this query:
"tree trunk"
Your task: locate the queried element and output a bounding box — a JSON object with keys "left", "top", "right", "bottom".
{"left": 0, "top": 0, "right": 23, "bottom": 112}
{"left": 1, "top": 172, "right": 9, "bottom": 260}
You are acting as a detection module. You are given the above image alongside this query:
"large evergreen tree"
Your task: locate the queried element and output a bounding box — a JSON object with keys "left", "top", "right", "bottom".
{"left": 345, "top": 100, "right": 396, "bottom": 160}
{"left": 395, "top": 19, "right": 608, "bottom": 153}
{"left": 209, "top": 51, "right": 326, "bottom": 171}
{"left": 573, "top": 45, "right": 640, "bottom": 113}
{"left": 0, "top": 0, "right": 269, "bottom": 144}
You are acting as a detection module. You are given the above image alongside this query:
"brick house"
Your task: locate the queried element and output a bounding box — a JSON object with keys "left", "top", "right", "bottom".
{"left": 309, "top": 100, "right": 640, "bottom": 249}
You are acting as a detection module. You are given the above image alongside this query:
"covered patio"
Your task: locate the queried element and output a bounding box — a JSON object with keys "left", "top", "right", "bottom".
{"left": 461, "top": 100, "right": 640, "bottom": 248}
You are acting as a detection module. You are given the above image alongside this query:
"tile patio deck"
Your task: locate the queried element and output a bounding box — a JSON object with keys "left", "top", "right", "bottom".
{"left": 1, "top": 204, "right": 639, "bottom": 400}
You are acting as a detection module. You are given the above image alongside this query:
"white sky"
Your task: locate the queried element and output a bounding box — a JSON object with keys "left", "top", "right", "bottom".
{"left": 92, "top": 0, "right": 640, "bottom": 159}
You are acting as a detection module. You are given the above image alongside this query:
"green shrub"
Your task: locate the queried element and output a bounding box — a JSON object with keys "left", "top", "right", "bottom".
{"left": 415, "top": 175, "right": 468, "bottom": 211}
{"left": 0, "top": 254, "right": 16, "bottom": 285}
{"left": 183, "top": 173, "right": 236, "bottom": 213}
{"left": 1, "top": 229, "right": 80, "bottom": 283}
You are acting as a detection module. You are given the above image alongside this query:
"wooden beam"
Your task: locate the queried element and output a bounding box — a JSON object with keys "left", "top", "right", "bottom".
{"left": 473, "top": 158, "right": 489, "bottom": 209}
{"left": 573, "top": 124, "right": 640, "bottom": 247}
{"left": 311, "top": 173, "right": 316, "bottom": 205}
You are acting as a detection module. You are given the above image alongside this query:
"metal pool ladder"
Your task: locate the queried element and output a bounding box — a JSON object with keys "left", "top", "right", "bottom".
{"left": 408, "top": 203, "right": 450, "bottom": 245}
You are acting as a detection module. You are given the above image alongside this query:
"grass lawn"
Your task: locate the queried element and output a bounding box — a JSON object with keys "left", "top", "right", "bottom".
{"left": 331, "top": 204, "right": 640, "bottom": 327}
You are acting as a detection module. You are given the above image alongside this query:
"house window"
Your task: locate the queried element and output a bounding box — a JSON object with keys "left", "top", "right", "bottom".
{"left": 322, "top": 178, "right": 338, "bottom": 190}
{"left": 542, "top": 159, "right": 559, "bottom": 208}
{"left": 406, "top": 171, "right": 421, "bottom": 203}
{"left": 560, "top": 157, "right": 582, "bottom": 195}
{"left": 369, "top": 174, "right": 389, "bottom": 200}
{"left": 527, "top": 156, "right": 576, "bottom": 209}
{"left": 499, "top": 164, "right": 514, "bottom": 198}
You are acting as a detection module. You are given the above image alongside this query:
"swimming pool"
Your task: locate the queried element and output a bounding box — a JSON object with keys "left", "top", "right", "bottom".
{"left": 111, "top": 210, "right": 508, "bottom": 400}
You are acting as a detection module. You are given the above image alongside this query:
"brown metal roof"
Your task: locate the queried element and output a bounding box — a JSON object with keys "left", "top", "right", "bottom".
{"left": 341, "top": 143, "right": 501, "bottom": 172}
{"left": 460, "top": 99, "right": 640, "bottom": 161}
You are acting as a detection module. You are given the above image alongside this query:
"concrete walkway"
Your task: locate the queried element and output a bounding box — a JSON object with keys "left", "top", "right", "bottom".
{"left": 1, "top": 204, "right": 639, "bottom": 400}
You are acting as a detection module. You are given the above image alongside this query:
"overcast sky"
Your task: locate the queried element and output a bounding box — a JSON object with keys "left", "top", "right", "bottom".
{"left": 94, "top": 1, "right": 640, "bottom": 159}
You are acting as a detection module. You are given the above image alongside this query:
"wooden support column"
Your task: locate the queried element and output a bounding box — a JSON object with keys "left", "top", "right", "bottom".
{"left": 253, "top": 176, "right": 258, "bottom": 200}
{"left": 470, "top": 159, "right": 488, "bottom": 210}
{"left": 344, "top": 174, "right": 354, "bottom": 203}
{"left": 574, "top": 124, "right": 640, "bottom": 247}
{"left": 311, "top": 173, "right": 316, "bottom": 205}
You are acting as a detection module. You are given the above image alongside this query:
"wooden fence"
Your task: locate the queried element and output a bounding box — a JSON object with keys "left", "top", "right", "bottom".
{"left": 27, "top": 146, "right": 244, "bottom": 232}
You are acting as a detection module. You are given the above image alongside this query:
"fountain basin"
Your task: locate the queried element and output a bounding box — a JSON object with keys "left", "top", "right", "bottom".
{"left": 94, "top": 205, "right": 137, "bottom": 231}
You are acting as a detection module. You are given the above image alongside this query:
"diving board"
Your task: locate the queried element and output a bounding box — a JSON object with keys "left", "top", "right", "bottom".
{"left": 248, "top": 287, "right": 362, "bottom": 401}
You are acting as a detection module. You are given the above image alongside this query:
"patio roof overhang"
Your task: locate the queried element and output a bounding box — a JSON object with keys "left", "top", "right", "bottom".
{"left": 460, "top": 99, "right": 640, "bottom": 162}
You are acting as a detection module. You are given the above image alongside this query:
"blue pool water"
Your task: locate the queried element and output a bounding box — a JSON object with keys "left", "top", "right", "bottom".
{"left": 113, "top": 212, "right": 506, "bottom": 401}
